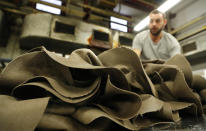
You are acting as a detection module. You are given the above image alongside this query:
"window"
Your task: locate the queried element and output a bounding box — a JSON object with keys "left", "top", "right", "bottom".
{"left": 110, "top": 16, "right": 128, "bottom": 32}
{"left": 54, "top": 21, "right": 75, "bottom": 35}
{"left": 93, "top": 30, "right": 109, "bottom": 42}
{"left": 36, "top": 0, "right": 62, "bottom": 15}
{"left": 182, "top": 41, "right": 197, "bottom": 54}
{"left": 119, "top": 36, "right": 132, "bottom": 46}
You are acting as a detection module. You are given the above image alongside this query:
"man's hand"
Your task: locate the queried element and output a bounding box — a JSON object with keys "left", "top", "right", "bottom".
{"left": 133, "top": 49, "right": 141, "bottom": 57}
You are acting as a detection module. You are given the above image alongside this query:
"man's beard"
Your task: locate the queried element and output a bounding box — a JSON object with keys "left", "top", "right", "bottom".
{"left": 150, "top": 26, "right": 164, "bottom": 36}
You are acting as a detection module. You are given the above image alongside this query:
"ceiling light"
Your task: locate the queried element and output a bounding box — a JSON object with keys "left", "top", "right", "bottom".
{"left": 157, "top": 0, "right": 181, "bottom": 13}
{"left": 110, "top": 23, "right": 128, "bottom": 32}
{"left": 36, "top": 0, "right": 62, "bottom": 15}
{"left": 134, "top": 0, "right": 181, "bottom": 32}
{"left": 133, "top": 16, "right": 149, "bottom": 32}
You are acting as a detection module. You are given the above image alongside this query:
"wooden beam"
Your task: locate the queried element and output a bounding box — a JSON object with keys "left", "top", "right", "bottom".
{"left": 0, "top": 0, "right": 112, "bottom": 23}
{"left": 136, "top": 0, "right": 157, "bottom": 8}
{"left": 72, "top": 2, "right": 132, "bottom": 21}
{"left": 2, "top": 8, "right": 27, "bottom": 15}
{"left": 0, "top": 1, "right": 16, "bottom": 8}
{"left": 98, "top": 0, "right": 116, "bottom": 7}
{"left": 122, "top": 0, "right": 155, "bottom": 12}
{"left": 29, "top": 0, "right": 130, "bottom": 21}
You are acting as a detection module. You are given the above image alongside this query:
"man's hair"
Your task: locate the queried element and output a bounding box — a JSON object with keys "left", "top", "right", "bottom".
{"left": 149, "top": 10, "right": 166, "bottom": 19}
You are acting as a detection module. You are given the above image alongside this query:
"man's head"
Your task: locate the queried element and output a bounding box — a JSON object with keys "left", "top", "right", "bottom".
{"left": 149, "top": 10, "right": 167, "bottom": 36}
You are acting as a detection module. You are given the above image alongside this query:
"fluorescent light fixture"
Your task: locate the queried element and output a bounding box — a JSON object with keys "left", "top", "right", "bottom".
{"left": 134, "top": 0, "right": 181, "bottom": 32}
{"left": 158, "top": 0, "right": 181, "bottom": 13}
{"left": 134, "top": 16, "right": 149, "bottom": 32}
{"left": 36, "top": 0, "right": 62, "bottom": 15}
{"left": 110, "top": 16, "right": 128, "bottom": 32}
{"left": 110, "top": 22, "right": 128, "bottom": 32}
{"left": 110, "top": 16, "right": 127, "bottom": 25}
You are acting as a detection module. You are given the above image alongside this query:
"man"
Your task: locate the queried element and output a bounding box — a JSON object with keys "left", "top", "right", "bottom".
{"left": 132, "top": 10, "right": 181, "bottom": 60}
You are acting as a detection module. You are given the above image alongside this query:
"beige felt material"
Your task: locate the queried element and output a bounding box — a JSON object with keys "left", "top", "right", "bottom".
{"left": 0, "top": 46, "right": 206, "bottom": 130}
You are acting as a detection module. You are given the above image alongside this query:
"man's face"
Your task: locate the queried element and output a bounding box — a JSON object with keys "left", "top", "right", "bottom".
{"left": 149, "top": 13, "right": 167, "bottom": 36}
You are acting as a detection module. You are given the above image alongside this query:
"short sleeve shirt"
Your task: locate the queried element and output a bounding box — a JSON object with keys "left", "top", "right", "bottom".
{"left": 132, "top": 30, "right": 181, "bottom": 60}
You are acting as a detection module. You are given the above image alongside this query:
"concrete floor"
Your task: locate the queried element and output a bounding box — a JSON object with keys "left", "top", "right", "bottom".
{"left": 140, "top": 115, "right": 206, "bottom": 131}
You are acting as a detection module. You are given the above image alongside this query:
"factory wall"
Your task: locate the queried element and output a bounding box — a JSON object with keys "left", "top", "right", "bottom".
{"left": 171, "top": 0, "right": 206, "bottom": 50}
{"left": 0, "top": 10, "right": 24, "bottom": 61}
{"left": 170, "top": 0, "right": 206, "bottom": 76}
{"left": 0, "top": 12, "right": 134, "bottom": 63}
{"left": 0, "top": 30, "right": 24, "bottom": 60}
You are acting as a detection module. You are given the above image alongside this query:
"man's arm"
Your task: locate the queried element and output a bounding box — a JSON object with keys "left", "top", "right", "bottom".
{"left": 169, "top": 36, "right": 181, "bottom": 57}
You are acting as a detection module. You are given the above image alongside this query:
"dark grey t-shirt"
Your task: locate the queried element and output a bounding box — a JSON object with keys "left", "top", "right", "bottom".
{"left": 132, "top": 30, "right": 181, "bottom": 60}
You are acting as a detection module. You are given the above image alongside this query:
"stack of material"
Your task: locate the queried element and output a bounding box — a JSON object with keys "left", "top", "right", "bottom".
{"left": 0, "top": 46, "right": 206, "bottom": 131}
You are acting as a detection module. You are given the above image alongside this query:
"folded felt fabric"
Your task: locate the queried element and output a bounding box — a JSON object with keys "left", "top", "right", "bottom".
{"left": 0, "top": 46, "right": 205, "bottom": 131}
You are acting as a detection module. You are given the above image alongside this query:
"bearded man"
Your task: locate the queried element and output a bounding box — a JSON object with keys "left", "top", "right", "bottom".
{"left": 132, "top": 10, "right": 181, "bottom": 60}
